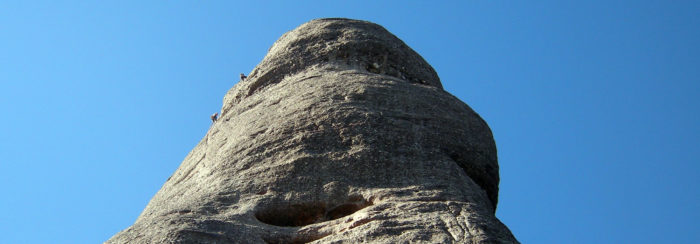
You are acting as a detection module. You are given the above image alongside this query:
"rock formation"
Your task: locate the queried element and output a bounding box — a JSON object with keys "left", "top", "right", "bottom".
{"left": 107, "top": 18, "right": 518, "bottom": 243}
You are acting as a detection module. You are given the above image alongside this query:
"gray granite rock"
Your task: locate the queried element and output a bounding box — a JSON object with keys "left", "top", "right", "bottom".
{"left": 107, "top": 18, "right": 518, "bottom": 244}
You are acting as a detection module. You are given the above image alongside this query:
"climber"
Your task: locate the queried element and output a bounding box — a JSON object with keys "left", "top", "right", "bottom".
{"left": 240, "top": 73, "right": 247, "bottom": 81}
{"left": 210, "top": 112, "right": 218, "bottom": 122}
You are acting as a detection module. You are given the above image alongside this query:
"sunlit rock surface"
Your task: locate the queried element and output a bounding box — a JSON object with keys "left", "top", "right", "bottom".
{"left": 107, "top": 18, "right": 518, "bottom": 244}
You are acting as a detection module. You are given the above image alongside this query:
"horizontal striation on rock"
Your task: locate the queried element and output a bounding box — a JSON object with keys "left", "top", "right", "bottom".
{"left": 107, "top": 18, "right": 517, "bottom": 244}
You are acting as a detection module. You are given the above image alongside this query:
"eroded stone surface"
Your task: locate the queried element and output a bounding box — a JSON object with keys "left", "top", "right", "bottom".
{"left": 107, "top": 18, "right": 518, "bottom": 244}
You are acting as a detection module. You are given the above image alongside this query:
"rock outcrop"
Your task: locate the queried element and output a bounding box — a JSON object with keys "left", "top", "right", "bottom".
{"left": 108, "top": 18, "right": 518, "bottom": 243}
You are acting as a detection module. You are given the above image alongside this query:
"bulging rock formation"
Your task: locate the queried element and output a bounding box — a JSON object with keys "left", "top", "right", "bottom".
{"left": 108, "top": 18, "right": 518, "bottom": 243}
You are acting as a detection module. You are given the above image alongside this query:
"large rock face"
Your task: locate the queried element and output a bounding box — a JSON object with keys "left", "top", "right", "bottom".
{"left": 108, "top": 18, "right": 518, "bottom": 243}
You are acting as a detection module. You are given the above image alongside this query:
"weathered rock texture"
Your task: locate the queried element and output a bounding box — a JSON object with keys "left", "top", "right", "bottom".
{"left": 108, "top": 18, "right": 518, "bottom": 243}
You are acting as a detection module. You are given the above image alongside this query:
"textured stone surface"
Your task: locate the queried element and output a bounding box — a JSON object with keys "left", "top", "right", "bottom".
{"left": 108, "top": 18, "right": 518, "bottom": 243}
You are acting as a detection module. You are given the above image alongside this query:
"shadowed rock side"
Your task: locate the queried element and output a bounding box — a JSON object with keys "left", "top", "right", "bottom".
{"left": 107, "top": 18, "right": 518, "bottom": 243}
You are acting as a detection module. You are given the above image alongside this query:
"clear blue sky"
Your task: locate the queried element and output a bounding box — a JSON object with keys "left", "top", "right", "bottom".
{"left": 1, "top": 1, "right": 698, "bottom": 243}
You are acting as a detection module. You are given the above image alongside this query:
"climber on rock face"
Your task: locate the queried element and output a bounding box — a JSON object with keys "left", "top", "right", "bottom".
{"left": 240, "top": 73, "right": 247, "bottom": 81}
{"left": 211, "top": 112, "right": 218, "bottom": 122}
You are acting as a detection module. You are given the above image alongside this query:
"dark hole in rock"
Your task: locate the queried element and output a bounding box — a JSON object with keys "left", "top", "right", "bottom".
{"left": 256, "top": 196, "right": 373, "bottom": 227}
{"left": 256, "top": 202, "right": 326, "bottom": 227}
{"left": 326, "top": 203, "right": 364, "bottom": 220}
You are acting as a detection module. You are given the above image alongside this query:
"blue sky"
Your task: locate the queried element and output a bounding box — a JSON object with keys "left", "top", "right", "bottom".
{"left": 1, "top": 1, "right": 698, "bottom": 243}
